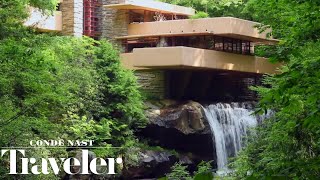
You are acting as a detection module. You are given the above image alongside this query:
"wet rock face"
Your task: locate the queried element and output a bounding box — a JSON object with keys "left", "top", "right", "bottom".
{"left": 137, "top": 100, "right": 216, "bottom": 173}
{"left": 138, "top": 125, "right": 215, "bottom": 164}
{"left": 145, "top": 100, "right": 211, "bottom": 135}
{"left": 123, "top": 150, "right": 179, "bottom": 179}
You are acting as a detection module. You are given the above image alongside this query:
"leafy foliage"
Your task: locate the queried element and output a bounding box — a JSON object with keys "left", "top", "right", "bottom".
{"left": 190, "top": 11, "right": 209, "bottom": 19}
{"left": 0, "top": 0, "right": 146, "bottom": 179}
{"left": 163, "top": 161, "right": 213, "bottom": 180}
{"left": 233, "top": 42, "right": 320, "bottom": 179}
{"left": 0, "top": 0, "right": 58, "bottom": 39}
{"left": 193, "top": 161, "right": 214, "bottom": 180}
{"left": 0, "top": 34, "right": 146, "bottom": 179}
{"left": 161, "top": 0, "right": 251, "bottom": 19}
{"left": 244, "top": 0, "right": 320, "bottom": 62}
{"left": 232, "top": 0, "right": 320, "bottom": 179}
{"left": 166, "top": 163, "right": 192, "bottom": 180}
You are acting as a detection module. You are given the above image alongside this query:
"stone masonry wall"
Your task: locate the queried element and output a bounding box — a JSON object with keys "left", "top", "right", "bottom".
{"left": 61, "top": 0, "right": 74, "bottom": 35}
{"left": 135, "top": 70, "right": 166, "bottom": 99}
{"left": 238, "top": 77, "right": 261, "bottom": 101}
{"left": 100, "top": 0, "right": 129, "bottom": 48}
{"left": 61, "top": 0, "right": 83, "bottom": 37}
{"left": 98, "top": 1, "right": 164, "bottom": 98}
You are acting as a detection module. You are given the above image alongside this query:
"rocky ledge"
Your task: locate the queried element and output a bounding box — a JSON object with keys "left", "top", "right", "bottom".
{"left": 145, "top": 100, "right": 211, "bottom": 135}
{"left": 131, "top": 100, "right": 216, "bottom": 178}
{"left": 123, "top": 150, "right": 193, "bottom": 179}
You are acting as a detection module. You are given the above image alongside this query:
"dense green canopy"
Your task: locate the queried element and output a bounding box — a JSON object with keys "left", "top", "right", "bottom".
{"left": 161, "top": 0, "right": 251, "bottom": 19}
{"left": 163, "top": 0, "right": 320, "bottom": 178}
{"left": 231, "top": 0, "right": 320, "bottom": 179}
{"left": 1, "top": 0, "right": 320, "bottom": 179}
{"left": 0, "top": 0, "right": 145, "bottom": 179}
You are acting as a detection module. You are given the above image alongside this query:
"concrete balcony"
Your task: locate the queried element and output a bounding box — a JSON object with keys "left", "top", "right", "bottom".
{"left": 24, "top": 8, "right": 62, "bottom": 32}
{"left": 118, "top": 17, "right": 278, "bottom": 44}
{"left": 121, "top": 47, "right": 280, "bottom": 74}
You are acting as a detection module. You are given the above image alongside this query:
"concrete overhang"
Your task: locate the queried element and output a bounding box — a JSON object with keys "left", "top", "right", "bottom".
{"left": 121, "top": 47, "right": 281, "bottom": 74}
{"left": 117, "top": 17, "right": 278, "bottom": 44}
{"left": 104, "top": 0, "right": 195, "bottom": 16}
{"left": 24, "top": 8, "right": 62, "bottom": 32}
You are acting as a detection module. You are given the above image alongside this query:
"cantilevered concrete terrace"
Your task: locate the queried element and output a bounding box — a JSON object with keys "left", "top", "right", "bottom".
{"left": 117, "top": 17, "right": 277, "bottom": 44}
{"left": 119, "top": 17, "right": 280, "bottom": 74}
{"left": 121, "top": 47, "right": 280, "bottom": 74}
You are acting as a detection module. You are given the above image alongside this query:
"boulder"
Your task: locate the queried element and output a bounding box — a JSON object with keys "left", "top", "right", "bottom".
{"left": 137, "top": 100, "right": 216, "bottom": 174}
{"left": 122, "top": 150, "right": 193, "bottom": 179}
{"left": 146, "top": 100, "right": 211, "bottom": 135}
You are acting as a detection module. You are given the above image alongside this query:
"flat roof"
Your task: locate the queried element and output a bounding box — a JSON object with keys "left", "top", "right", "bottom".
{"left": 104, "top": 0, "right": 195, "bottom": 16}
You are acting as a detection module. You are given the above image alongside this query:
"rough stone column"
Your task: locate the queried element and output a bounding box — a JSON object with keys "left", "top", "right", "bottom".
{"left": 61, "top": 0, "right": 74, "bottom": 35}
{"left": 100, "top": 0, "right": 129, "bottom": 48}
{"left": 61, "top": 0, "right": 83, "bottom": 37}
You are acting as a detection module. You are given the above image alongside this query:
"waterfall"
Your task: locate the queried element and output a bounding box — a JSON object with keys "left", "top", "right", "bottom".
{"left": 203, "top": 102, "right": 270, "bottom": 172}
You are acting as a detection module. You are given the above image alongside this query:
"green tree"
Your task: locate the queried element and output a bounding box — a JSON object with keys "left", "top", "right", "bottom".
{"left": 166, "top": 163, "right": 193, "bottom": 180}
{"left": 244, "top": 0, "right": 320, "bottom": 61}
{"left": 161, "top": 161, "right": 213, "bottom": 180}
{"left": 232, "top": 0, "right": 320, "bottom": 179}
{"left": 161, "top": 0, "right": 251, "bottom": 19}
{"left": 0, "top": 0, "right": 146, "bottom": 179}
{"left": 0, "top": 0, "right": 58, "bottom": 39}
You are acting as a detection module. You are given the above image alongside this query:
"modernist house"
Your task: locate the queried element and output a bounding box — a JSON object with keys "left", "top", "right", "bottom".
{"left": 25, "top": 0, "right": 280, "bottom": 101}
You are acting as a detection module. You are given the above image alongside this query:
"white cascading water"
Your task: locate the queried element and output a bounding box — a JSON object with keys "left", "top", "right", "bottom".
{"left": 203, "top": 102, "right": 270, "bottom": 173}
